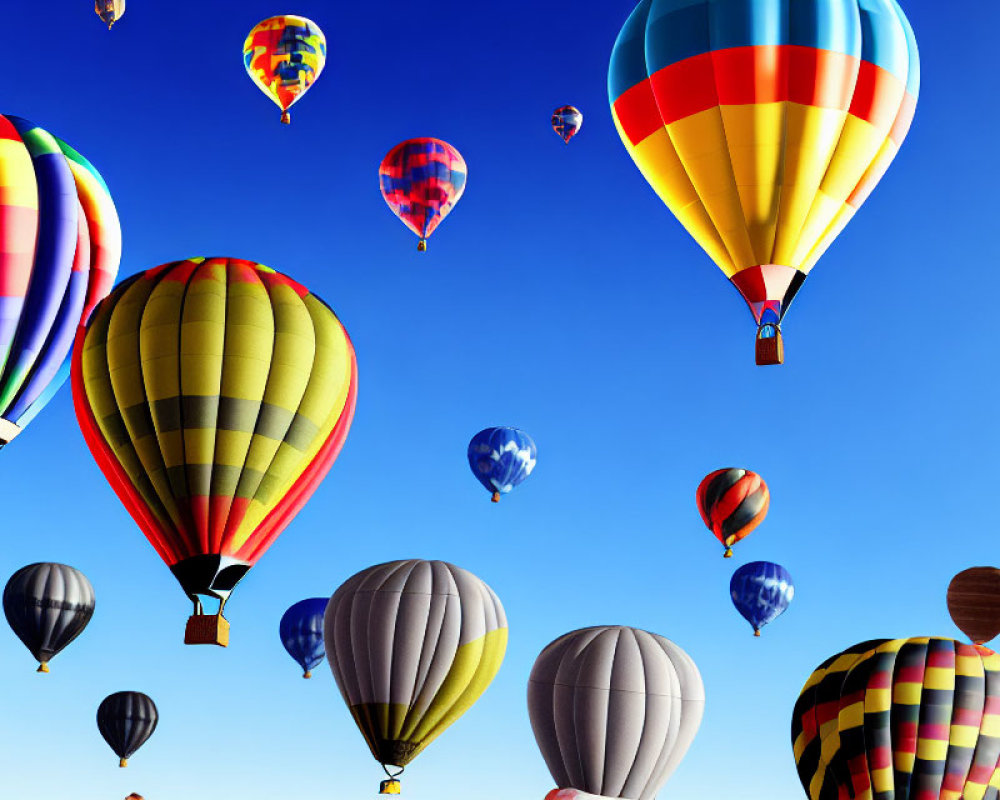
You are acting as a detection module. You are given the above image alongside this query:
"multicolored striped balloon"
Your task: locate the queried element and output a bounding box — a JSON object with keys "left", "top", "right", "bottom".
{"left": 696, "top": 468, "right": 769, "bottom": 557}
{"left": 379, "top": 138, "right": 467, "bottom": 251}
{"left": 792, "top": 637, "right": 1000, "bottom": 800}
{"left": 0, "top": 115, "right": 120, "bottom": 448}
{"left": 243, "top": 15, "right": 327, "bottom": 124}
{"left": 551, "top": 106, "right": 583, "bottom": 143}
{"left": 609, "top": 0, "right": 919, "bottom": 363}
{"left": 71, "top": 258, "right": 357, "bottom": 638}
{"left": 730, "top": 560, "right": 793, "bottom": 636}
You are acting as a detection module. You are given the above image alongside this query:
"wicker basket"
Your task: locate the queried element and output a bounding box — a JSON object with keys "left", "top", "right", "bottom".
{"left": 755, "top": 324, "right": 784, "bottom": 366}
{"left": 184, "top": 613, "right": 230, "bottom": 646}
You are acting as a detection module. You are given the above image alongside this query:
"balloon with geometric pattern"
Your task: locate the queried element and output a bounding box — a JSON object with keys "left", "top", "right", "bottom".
{"left": 696, "top": 468, "right": 769, "bottom": 557}
{"left": 551, "top": 106, "right": 582, "bottom": 143}
{"left": 324, "top": 560, "right": 507, "bottom": 794}
{"left": 243, "top": 15, "right": 327, "bottom": 124}
{"left": 379, "top": 138, "right": 467, "bottom": 251}
{"left": 72, "top": 258, "right": 357, "bottom": 645}
{"left": 609, "top": 0, "right": 920, "bottom": 365}
{"left": 95, "top": 0, "right": 125, "bottom": 29}
{"left": 792, "top": 637, "right": 1000, "bottom": 800}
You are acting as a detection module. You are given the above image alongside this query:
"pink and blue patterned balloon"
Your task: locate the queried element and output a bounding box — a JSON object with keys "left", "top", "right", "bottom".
{"left": 467, "top": 427, "right": 537, "bottom": 503}
{"left": 279, "top": 597, "right": 328, "bottom": 678}
{"left": 730, "top": 561, "right": 793, "bottom": 636}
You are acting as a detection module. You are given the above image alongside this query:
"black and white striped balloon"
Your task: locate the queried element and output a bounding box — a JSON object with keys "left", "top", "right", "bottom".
{"left": 3, "top": 562, "right": 95, "bottom": 672}
{"left": 97, "top": 691, "right": 158, "bottom": 767}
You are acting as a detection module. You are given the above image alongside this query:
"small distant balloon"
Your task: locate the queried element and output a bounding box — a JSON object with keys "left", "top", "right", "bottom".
{"left": 551, "top": 106, "right": 582, "bottom": 143}
{"left": 95, "top": 0, "right": 125, "bottom": 29}
{"left": 696, "top": 468, "right": 769, "bottom": 557}
{"left": 947, "top": 567, "right": 1000, "bottom": 645}
{"left": 730, "top": 561, "right": 793, "bottom": 636}
{"left": 97, "top": 692, "right": 158, "bottom": 767}
{"left": 379, "top": 138, "right": 466, "bottom": 251}
{"left": 467, "top": 427, "right": 536, "bottom": 502}
{"left": 3, "top": 563, "right": 95, "bottom": 672}
{"left": 279, "top": 598, "right": 328, "bottom": 678}
{"left": 243, "top": 15, "right": 327, "bottom": 124}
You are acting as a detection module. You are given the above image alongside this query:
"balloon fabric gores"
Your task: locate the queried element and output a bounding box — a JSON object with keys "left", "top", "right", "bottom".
{"left": 95, "top": 0, "right": 125, "bottom": 29}
{"left": 793, "top": 637, "right": 1000, "bottom": 799}
{"left": 97, "top": 691, "right": 158, "bottom": 767}
{"left": 3, "top": 563, "right": 95, "bottom": 672}
{"left": 608, "top": 0, "right": 920, "bottom": 364}
{"left": 379, "top": 139, "right": 466, "bottom": 251}
{"left": 324, "top": 560, "right": 507, "bottom": 790}
{"left": 528, "top": 626, "right": 704, "bottom": 800}
{"left": 948, "top": 567, "right": 1000, "bottom": 645}
{"left": 72, "top": 258, "right": 357, "bottom": 644}
{"left": 552, "top": 106, "right": 583, "bottom": 143}
{"left": 0, "top": 114, "right": 120, "bottom": 447}
{"left": 696, "top": 468, "right": 769, "bottom": 556}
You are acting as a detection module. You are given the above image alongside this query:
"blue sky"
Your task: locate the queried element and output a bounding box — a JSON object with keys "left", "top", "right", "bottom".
{"left": 0, "top": 1, "right": 996, "bottom": 798}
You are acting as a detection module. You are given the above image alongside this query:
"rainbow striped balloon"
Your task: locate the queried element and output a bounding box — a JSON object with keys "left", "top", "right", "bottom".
{"left": 0, "top": 115, "right": 120, "bottom": 446}
{"left": 609, "top": 0, "right": 919, "bottom": 361}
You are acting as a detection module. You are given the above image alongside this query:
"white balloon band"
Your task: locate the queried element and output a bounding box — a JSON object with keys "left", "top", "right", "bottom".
{"left": 0, "top": 417, "right": 22, "bottom": 446}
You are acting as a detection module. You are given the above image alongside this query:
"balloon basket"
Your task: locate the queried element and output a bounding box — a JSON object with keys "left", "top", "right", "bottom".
{"left": 417, "top": 239, "right": 427, "bottom": 252}
{"left": 184, "top": 613, "right": 230, "bottom": 647}
{"left": 380, "top": 779, "right": 402, "bottom": 795}
{"left": 755, "top": 325, "right": 784, "bottom": 366}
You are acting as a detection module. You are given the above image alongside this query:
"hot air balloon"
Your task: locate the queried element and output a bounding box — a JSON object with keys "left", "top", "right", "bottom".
{"left": 97, "top": 691, "right": 158, "bottom": 768}
{"left": 730, "top": 560, "right": 793, "bottom": 636}
{"left": 243, "top": 15, "right": 327, "bottom": 124}
{"left": 0, "top": 115, "right": 120, "bottom": 448}
{"left": 95, "top": 0, "right": 125, "bottom": 29}
{"left": 379, "top": 138, "right": 466, "bottom": 251}
{"left": 280, "top": 597, "right": 328, "bottom": 678}
{"left": 948, "top": 567, "right": 1000, "bottom": 645}
{"left": 325, "top": 560, "right": 507, "bottom": 794}
{"left": 609, "top": 0, "right": 920, "bottom": 364}
{"left": 125, "top": 794, "right": 144, "bottom": 800}
{"left": 467, "top": 427, "right": 536, "bottom": 503}
{"left": 696, "top": 468, "right": 769, "bottom": 557}
{"left": 72, "top": 257, "right": 357, "bottom": 646}
{"left": 551, "top": 106, "right": 583, "bottom": 143}
{"left": 528, "top": 626, "right": 704, "bottom": 800}
{"left": 792, "top": 637, "right": 1000, "bottom": 799}
{"left": 3, "top": 563, "right": 95, "bottom": 672}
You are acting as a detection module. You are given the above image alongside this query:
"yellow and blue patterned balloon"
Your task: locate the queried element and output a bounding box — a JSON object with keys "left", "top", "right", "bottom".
{"left": 243, "top": 15, "right": 327, "bottom": 124}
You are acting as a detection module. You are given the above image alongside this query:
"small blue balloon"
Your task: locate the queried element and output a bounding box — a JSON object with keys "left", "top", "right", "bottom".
{"left": 467, "top": 427, "right": 537, "bottom": 502}
{"left": 279, "top": 598, "right": 328, "bottom": 677}
{"left": 730, "top": 561, "right": 794, "bottom": 636}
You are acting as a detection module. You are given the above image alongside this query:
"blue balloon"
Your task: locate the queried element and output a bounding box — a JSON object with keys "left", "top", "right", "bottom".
{"left": 279, "top": 598, "right": 328, "bottom": 677}
{"left": 467, "top": 427, "right": 537, "bottom": 502}
{"left": 730, "top": 561, "right": 794, "bottom": 636}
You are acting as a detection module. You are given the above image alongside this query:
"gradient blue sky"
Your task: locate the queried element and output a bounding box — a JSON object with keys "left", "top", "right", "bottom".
{"left": 0, "top": 1, "right": 995, "bottom": 798}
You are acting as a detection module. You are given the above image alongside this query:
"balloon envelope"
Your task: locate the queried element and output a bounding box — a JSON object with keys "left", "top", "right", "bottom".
{"left": 97, "top": 691, "right": 158, "bottom": 767}
{"left": 95, "top": 0, "right": 125, "bottom": 28}
{"left": 72, "top": 258, "right": 357, "bottom": 626}
{"left": 696, "top": 468, "right": 769, "bottom": 556}
{"left": 730, "top": 560, "right": 793, "bottom": 635}
{"left": 608, "top": 0, "right": 919, "bottom": 353}
{"left": 947, "top": 567, "right": 1000, "bottom": 645}
{"left": 3, "top": 562, "right": 95, "bottom": 671}
{"left": 243, "top": 15, "right": 326, "bottom": 123}
{"left": 279, "top": 597, "right": 328, "bottom": 677}
{"left": 551, "top": 106, "right": 582, "bottom": 143}
{"left": 528, "top": 626, "right": 704, "bottom": 800}
{"left": 467, "top": 427, "right": 536, "bottom": 502}
{"left": 0, "top": 114, "right": 120, "bottom": 447}
{"left": 793, "top": 637, "right": 1000, "bottom": 800}
{"left": 325, "top": 560, "right": 507, "bottom": 780}
{"left": 379, "top": 138, "right": 466, "bottom": 250}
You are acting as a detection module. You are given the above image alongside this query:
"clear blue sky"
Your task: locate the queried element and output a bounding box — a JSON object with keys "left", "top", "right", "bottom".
{"left": 0, "top": 1, "right": 995, "bottom": 798}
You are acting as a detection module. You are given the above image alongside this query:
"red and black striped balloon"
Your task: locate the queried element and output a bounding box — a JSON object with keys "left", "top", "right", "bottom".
{"left": 696, "top": 469, "right": 769, "bottom": 557}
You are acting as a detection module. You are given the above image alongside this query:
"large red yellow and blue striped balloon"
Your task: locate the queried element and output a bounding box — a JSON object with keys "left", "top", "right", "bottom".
{"left": 71, "top": 258, "right": 356, "bottom": 637}
{"left": 609, "top": 0, "right": 919, "bottom": 363}
{"left": 793, "top": 638, "right": 1000, "bottom": 800}
{"left": 0, "top": 115, "right": 120, "bottom": 447}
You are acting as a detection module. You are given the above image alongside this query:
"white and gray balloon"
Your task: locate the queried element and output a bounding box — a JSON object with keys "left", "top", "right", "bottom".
{"left": 527, "top": 626, "right": 704, "bottom": 800}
